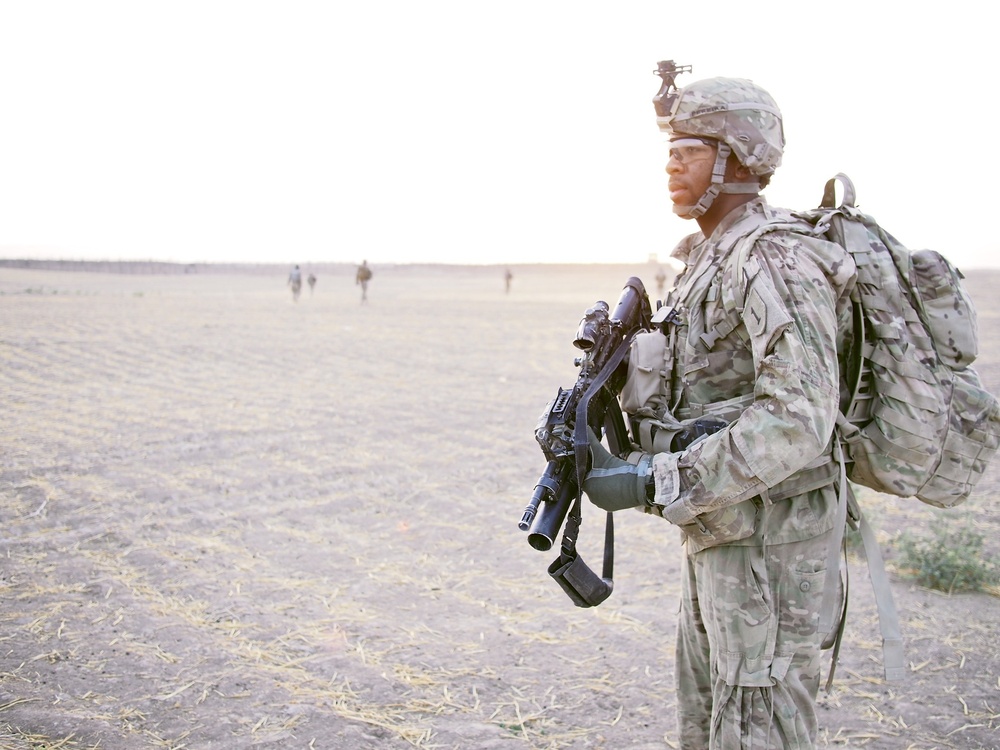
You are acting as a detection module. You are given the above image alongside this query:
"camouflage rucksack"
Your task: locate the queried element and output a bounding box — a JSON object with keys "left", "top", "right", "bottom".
{"left": 728, "top": 173, "right": 1000, "bottom": 508}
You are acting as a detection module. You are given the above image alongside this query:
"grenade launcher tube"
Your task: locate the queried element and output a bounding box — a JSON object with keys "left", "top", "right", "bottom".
{"left": 525, "top": 458, "right": 578, "bottom": 552}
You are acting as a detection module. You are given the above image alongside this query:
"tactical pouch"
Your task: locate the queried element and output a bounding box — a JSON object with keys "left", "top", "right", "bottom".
{"left": 547, "top": 551, "right": 614, "bottom": 608}
{"left": 676, "top": 497, "right": 760, "bottom": 552}
{"left": 910, "top": 249, "right": 978, "bottom": 369}
{"left": 620, "top": 329, "right": 668, "bottom": 416}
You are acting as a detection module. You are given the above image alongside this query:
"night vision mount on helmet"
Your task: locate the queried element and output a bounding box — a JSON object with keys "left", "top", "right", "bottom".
{"left": 653, "top": 61, "right": 785, "bottom": 218}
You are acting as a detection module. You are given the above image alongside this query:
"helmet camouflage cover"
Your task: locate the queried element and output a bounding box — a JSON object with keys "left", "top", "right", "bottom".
{"left": 658, "top": 77, "right": 784, "bottom": 177}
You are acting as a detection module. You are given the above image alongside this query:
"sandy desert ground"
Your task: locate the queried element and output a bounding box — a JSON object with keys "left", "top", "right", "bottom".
{"left": 1, "top": 263, "right": 998, "bottom": 749}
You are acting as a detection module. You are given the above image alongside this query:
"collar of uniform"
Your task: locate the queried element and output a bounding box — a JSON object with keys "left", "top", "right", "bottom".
{"left": 669, "top": 231, "right": 704, "bottom": 266}
{"left": 706, "top": 196, "right": 770, "bottom": 246}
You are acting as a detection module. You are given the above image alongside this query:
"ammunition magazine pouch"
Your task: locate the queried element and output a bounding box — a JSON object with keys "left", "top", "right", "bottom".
{"left": 548, "top": 549, "right": 614, "bottom": 608}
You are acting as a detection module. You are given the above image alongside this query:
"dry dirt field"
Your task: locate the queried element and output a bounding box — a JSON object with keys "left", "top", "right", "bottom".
{"left": 1, "top": 263, "right": 998, "bottom": 750}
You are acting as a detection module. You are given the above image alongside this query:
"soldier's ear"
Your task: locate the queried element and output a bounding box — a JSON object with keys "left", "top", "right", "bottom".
{"left": 725, "top": 156, "right": 756, "bottom": 185}
{"left": 733, "top": 162, "right": 754, "bottom": 181}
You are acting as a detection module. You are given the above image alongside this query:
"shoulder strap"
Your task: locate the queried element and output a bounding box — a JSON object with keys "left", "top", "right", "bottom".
{"left": 719, "top": 209, "right": 818, "bottom": 315}
{"left": 705, "top": 208, "right": 811, "bottom": 351}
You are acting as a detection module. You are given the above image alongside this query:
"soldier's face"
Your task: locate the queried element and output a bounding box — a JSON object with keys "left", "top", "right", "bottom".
{"left": 666, "top": 138, "right": 717, "bottom": 218}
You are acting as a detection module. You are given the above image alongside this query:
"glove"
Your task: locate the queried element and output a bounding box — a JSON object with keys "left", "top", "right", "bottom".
{"left": 582, "top": 428, "right": 653, "bottom": 511}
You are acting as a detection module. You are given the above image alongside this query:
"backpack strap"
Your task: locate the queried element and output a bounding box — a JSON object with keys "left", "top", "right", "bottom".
{"left": 819, "top": 434, "right": 850, "bottom": 689}
{"left": 820, "top": 431, "right": 906, "bottom": 687}
{"left": 853, "top": 497, "right": 907, "bottom": 682}
{"left": 704, "top": 205, "right": 800, "bottom": 345}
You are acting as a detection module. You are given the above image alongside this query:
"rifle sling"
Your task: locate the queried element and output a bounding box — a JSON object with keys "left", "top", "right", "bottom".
{"left": 561, "top": 330, "right": 634, "bottom": 581}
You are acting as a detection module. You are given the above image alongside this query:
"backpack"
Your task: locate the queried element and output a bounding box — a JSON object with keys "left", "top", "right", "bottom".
{"left": 728, "top": 173, "right": 1000, "bottom": 508}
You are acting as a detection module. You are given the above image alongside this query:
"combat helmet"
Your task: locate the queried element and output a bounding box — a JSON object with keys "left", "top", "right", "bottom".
{"left": 653, "top": 64, "right": 785, "bottom": 218}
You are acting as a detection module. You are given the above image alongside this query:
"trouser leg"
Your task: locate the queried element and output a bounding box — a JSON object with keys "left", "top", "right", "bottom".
{"left": 674, "top": 526, "right": 835, "bottom": 749}
{"left": 676, "top": 551, "right": 713, "bottom": 748}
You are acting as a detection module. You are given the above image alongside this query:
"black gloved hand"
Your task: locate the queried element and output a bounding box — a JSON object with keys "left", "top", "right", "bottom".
{"left": 582, "top": 428, "right": 652, "bottom": 511}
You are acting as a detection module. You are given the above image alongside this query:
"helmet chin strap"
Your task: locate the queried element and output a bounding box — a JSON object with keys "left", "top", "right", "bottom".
{"left": 672, "top": 141, "right": 760, "bottom": 220}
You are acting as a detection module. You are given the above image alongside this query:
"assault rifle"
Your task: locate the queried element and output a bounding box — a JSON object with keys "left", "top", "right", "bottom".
{"left": 519, "top": 277, "right": 651, "bottom": 607}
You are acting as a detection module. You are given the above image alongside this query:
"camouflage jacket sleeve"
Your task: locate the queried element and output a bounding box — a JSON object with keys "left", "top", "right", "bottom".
{"left": 652, "top": 230, "right": 855, "bottom": 525}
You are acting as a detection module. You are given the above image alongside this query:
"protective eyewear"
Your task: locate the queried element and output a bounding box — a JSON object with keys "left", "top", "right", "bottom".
{"left": 668, "top": 138, "right": 717, "bottom": 165}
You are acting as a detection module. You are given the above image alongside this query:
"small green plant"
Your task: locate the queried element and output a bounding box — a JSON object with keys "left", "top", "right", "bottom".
{"left": 894, "top": 520, "right": 999, "bottom": 594}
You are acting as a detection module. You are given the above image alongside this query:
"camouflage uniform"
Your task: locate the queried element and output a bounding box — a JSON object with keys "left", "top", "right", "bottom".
{"left": 356, "top": 261, "right": 372, "bottom": 303}
{"left": 288, "top": 265, "right": 302, "bottom": 301}
{"left": 640, "top": 197, "right": 856, "bottom": 748}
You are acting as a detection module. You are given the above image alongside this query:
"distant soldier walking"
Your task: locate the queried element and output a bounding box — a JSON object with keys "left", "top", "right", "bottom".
{"left": 356, "top": 260, "right": 372, "bottom": 303}
{"left": 307, "top": 273, "right": 317, "bottom": 295}
{"left": 288, "top": 265, "right": 303, "bottom": 302}
{"left": 504, "top": 267, "right": 513, "bottom": 294}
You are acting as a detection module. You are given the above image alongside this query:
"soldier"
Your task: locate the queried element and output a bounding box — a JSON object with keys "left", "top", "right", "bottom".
{"left": 355, "top": 260, "right": 372, "bottom": 303}
{"left": 504, "top": 267, "right": 513, "bottom": 294}
{"left": 655, "top": 266, "right": 667, "bottom": 297}
{"left": 307, "top": 272, "right": 317, "bottom": 295}
{"left": 582, "top": 73, "right": 857, "bottom": 748}
{"left": 287, "top": 265, "right": 302, "bottom": 302}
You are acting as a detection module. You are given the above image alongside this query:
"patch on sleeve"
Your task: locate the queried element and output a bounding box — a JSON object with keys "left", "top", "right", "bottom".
{"left": 744, "top": 281, "right": 791, "bottom": 342}
{"left": 745, "top": 288, "right": 768, "bottom": 337}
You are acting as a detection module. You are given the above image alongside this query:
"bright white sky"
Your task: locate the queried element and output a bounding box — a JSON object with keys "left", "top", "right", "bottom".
{"left": 0, "top": 1, "right": 995, "bottom": 268}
